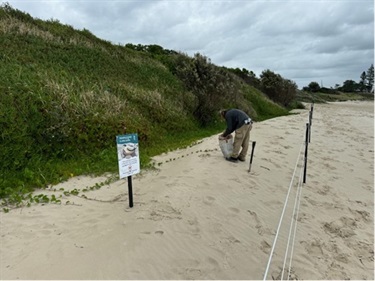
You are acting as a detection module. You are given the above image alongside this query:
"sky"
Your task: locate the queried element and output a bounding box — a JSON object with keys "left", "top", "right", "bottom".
{"left": 5, "top": 0, "right": 375, "bottom": 89}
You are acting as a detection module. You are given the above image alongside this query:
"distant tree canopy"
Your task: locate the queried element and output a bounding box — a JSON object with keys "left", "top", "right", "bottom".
{"left": 341, "top": 80, "right": 360, "bottom": 92}
{"left": 303, "top": 81, "right": 320, "bottom": 92}
{"left": 303, "top": 64, "right": 374, "bottom": 93}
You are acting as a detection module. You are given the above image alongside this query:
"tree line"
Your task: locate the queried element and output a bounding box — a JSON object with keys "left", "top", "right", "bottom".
{"left": 303, "top": 64, "right": 374, "bottom": 93}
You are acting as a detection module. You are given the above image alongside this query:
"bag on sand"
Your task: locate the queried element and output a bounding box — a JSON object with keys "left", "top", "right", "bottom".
{"left": 218, "top": 135, "right": 233, "bottom": 158}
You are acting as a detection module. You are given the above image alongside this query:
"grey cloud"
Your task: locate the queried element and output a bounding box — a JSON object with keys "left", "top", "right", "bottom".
{"left": 6, "top": 0, "right": 374, "bottom": 88}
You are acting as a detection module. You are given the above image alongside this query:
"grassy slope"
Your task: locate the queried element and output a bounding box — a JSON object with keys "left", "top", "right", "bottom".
{"left": 0, "top": 5, "right": 289, "bottom": 200}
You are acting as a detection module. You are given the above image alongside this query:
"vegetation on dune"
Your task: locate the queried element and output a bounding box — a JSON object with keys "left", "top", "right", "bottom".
{"left": 0, "top": 3, "right": 372, "bottom": 207}
{"left": 0, "top": 4, "right": 290, "bottom": 204}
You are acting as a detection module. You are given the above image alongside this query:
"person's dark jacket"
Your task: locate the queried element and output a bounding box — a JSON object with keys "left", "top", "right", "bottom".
{"left": 223, "top": 109, "right": 250, "bottom": 137}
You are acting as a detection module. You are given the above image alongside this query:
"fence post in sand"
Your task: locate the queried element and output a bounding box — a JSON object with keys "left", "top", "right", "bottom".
{"left": 303, "top": 123, "right": 309, "bottom": 183}
{"left": 309, "top": 110, "right": 312, "bottom": 143}
{"left": 248, "top": 141, "right": 256, "bottom": 173}
{"left": 127, "top": 175, "right": 134, "bottom": 208}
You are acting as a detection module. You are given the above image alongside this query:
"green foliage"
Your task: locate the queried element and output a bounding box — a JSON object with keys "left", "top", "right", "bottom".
{"left": 339, "top": 80, "right": 360, "bottom": 92}
{"left": 169, "top": 53, "right": 250, "bottom": 125}
{"left": 225, "top": 67, "right": 261, "bottom": 89}
{"left": 260, "top": 69, "right": 298, "bottom": 107}
{"left": 366, "top": 64, "right": 374, "bottom": 92}
{"left": 242, "top": 85, "right": 288, "bottom": 120}
{"left": 307, "top": 81, "right": 321, "bottom": 92}
{"left": 0, "top": 4, "right": 292, "bottom": 202}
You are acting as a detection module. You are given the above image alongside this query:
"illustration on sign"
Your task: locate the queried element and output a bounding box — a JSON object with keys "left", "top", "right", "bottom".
{"left": 116, "top": 134, "right": 140, "bottom": 179}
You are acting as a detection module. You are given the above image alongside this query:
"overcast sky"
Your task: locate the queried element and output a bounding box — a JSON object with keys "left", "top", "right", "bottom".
{"left": 6, "top": 0, "right": 374, "bottom": 89}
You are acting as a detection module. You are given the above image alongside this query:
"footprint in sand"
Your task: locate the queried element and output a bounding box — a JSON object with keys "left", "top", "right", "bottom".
{"left": 304, "top": 196, "right": 344, "bottom": 211}
{"left": 229, "top": 207, "right": 240, "bottom": 214}
{"left": 147, "top": 202, "right": 182, "bottom": 221}
{"left": 323, "top": 216, "right": 357, "bottom": 238}
{"left": 296, "top": 212, "right": 314, "bottom": 223}
{"left": 203, "top": 196, "right": 215, "bottom": 205}
{"left": 346, "top": 240, "right": 374, "bottom": 267}
{"left": 271, "top": 267, "right": 299, "bottom": 281}
{"left": 324, "top": 261, "right": 349, "bottom": 280}
{"left": 300, "top": 238, "right": 324, "bottom": 256}
{"left": 313, "top": 184, "right": 332, "bottom": 196}
{"left": 198, "top": 153, "right": 211, "bottom": 158}
{"left": 260, "top": 239, "right": 271, "bottom": 254}
{"left": 247, "top": 210, "right": 273, "bottom": 236}
{"left": 358, "top": 178, "right": 373, "bottom": 191}
{"left": 348, "top": 199, "right": 367, "bottom": 207}
{"left": 348, "top": 208, "right": 371, "bottom": 223}
{"left": 325, "top": 241, "right": 350, "bottom": 263}
{"left": 261, "top": 157, "right": 282, "bottom": 168}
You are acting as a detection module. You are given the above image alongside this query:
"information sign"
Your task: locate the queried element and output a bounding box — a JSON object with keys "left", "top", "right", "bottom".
{"left": 116, "top": 134, "right": 140, "bottom": 179}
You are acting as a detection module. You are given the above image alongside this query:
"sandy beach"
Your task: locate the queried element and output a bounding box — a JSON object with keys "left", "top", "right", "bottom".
{"left": 0, "top": 101, "right": 373, "bottom": 280}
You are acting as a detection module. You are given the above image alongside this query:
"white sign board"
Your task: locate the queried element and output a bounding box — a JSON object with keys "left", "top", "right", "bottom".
{"left": 116, "top": 134, "right": 140, "bottom": 179}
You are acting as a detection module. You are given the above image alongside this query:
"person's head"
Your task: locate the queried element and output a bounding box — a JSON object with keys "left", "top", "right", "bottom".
{"left": 219, "top": 109, "right": 227, "bottom": 118}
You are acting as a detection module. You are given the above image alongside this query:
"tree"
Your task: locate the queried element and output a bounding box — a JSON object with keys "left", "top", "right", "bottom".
{"left": 366, "top": 64, "right": 374, "bottom": 92}
{"left": 359, "top": 71, "right": 367, "bottom": 92}
{"left": 308, "top": 81, "right": 321, "bottom": 92}
{"left": 340, "top": 80, "right": 360, "bottom": 92}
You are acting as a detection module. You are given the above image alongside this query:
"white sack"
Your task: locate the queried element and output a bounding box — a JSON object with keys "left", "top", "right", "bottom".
{"left": 218, "top": 136, "right": 233, "bottom": 158}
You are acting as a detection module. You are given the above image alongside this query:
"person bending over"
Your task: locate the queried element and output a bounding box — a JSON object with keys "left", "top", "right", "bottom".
{"left": 219, "top": 109, "right": 253, "bottom": 162}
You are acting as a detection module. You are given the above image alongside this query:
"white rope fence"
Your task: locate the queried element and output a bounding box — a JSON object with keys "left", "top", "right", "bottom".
{"left": 262, "top": 142, "right": 305, "bottom": 280}
{"left": 281, "top": 167, "right": 304, "bottom": 280}
{"left": 286, "top": 167, "right": 305, "bottom": 280}
{"left": 262, "top": 103, "right": 314, "bottom": 280}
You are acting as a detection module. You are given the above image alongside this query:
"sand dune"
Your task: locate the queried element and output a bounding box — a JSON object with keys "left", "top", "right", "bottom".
{"left": 0, "top": 101, "right": 373, "bottom": 280}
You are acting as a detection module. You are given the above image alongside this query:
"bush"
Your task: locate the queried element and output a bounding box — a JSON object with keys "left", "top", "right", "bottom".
{"left": 260, "top": 69, "right": 297, "bottom": 107}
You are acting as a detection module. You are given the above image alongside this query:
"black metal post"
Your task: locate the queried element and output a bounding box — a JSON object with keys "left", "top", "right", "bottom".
{"left": 248, "top": 141, "right": 256, "bottom": 173}
{"left": 309, "top": 111, "right": 312, "bottom": 143}
{"left": 128, "top": 175, "right": 133, "bottom": 208}
{"left": 303, "top": 123, "right": 309, "bottom": 183}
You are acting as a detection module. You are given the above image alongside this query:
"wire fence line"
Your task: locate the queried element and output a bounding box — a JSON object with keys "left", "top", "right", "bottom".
{"left": 262, "top": 104, "right": 314, "bottom": 280}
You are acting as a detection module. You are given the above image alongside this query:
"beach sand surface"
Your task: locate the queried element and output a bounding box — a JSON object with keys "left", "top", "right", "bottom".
{"left": 0, "top": 101, "right": 373, "bottom": 280}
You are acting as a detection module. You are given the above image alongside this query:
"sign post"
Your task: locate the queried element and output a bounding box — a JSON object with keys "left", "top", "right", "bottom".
{"left": 116, "top": 134, "right": 140, "bottom": 208}
{"left": 127, "top": 175, "right": 133, "bottom": 208}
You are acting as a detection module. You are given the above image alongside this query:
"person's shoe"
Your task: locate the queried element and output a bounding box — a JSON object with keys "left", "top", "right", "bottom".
{"left": 238, "top": 157, "right": 246, "bottom": 162}
{"left": 226, "top": 156, "right": 238, "bottom": 162}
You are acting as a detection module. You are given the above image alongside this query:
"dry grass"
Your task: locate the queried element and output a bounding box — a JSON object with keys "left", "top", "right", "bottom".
{"left": 0, "top": 17, "right": 106, "bottom": 51}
